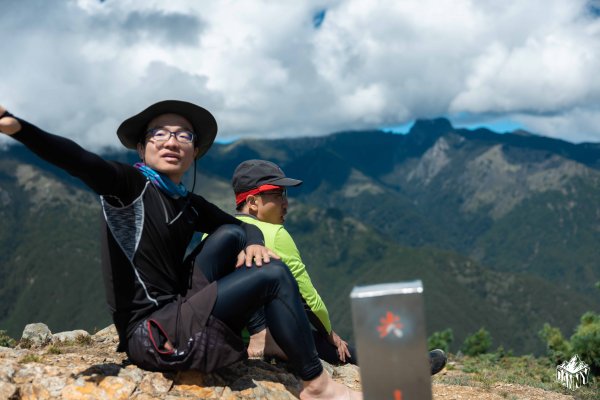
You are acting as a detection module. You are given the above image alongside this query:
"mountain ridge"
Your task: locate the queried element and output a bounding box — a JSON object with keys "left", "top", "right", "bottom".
{"left": 1, "top": 118, "right": 599, "bottom": 355}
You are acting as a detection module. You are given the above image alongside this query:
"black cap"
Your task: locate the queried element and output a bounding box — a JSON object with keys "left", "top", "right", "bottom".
{"left": 232, "top": 159, "right": 303, "bottom": 194}
{"left": 116, "top": 100, "right": 217, "bottom": 160}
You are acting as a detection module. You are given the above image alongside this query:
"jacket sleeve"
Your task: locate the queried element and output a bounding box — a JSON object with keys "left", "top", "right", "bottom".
{"left": 191, "top": 196, "right": 264, "bottom": 246}
{"left": 274, "top": 227, "right": 332, "bottom": 335}
{"left": 10, "top": 117, "right": 120, "bottom": 195}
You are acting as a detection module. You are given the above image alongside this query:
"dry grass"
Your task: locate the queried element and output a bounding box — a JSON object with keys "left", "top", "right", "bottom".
{"left": 433, "top": 354, "right": 599, "bottom": 400}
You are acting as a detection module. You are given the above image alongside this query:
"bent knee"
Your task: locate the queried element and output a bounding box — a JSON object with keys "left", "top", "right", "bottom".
{"left": 209, "top": 224, "right": 246, "bottom": 246}
{"left": 260, "top": 260, "right": 297, "bottom": 288}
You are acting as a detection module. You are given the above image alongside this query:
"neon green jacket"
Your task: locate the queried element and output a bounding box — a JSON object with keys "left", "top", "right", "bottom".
{"left": 236, "top": 214, "right": 332, "bottom": 335}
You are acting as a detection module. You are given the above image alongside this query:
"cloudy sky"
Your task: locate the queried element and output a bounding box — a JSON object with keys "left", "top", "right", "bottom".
{"left": 2, "top": 0, "right": 600, "bottom": 149}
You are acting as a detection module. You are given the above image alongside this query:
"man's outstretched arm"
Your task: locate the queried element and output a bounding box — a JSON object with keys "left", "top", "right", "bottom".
{"left": 0, "top": 105, "right": 119, "bottom": 195}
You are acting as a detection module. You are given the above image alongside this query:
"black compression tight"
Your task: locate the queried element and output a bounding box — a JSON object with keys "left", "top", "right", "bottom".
{"left": 193, "top": 225, "right": 323, "bottom": 381}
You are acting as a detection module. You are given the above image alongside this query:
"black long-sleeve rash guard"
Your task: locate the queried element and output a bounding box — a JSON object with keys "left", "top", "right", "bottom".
{"left": 11, "top": 118, "right": 264, "bottom": 349}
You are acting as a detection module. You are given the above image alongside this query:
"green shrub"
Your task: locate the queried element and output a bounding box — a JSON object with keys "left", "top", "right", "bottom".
{"left": 18, "top": 338, "right": 33, "bottom": 349}
{"left": 46, "top": 345, "right": 62, "bottom": 355}
{"left": 540, "top": 311, "right": 600, "bottom": 376}
{"left": 0, "top": 330, "right": 16, "bottom": 348}
{"left": 75, "top": 334, "right": 93, "bottom": 346}
{"left": 492, "top": 345, "right": 513, "bottom": 360}
{"left": 538, "top": 323, "right": 571, "bottom": 364}
{"left": 428, "top": 328, "right": 453, "bottom": 353}
{"left": 461, "top": 327, "right": 492, "bottom": 356}
{"left": 19, "top": 354, "right": 41, "bottom": 364}
{"left": 570, "top": 311, "right": 600, "bottom": 375}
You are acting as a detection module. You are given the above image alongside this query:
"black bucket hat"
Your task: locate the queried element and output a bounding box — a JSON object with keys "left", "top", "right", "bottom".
{"left": 117, "top": 100, "right": 217, "bottom": 159}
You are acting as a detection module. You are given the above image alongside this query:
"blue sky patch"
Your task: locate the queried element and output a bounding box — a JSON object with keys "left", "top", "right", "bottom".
{"left": 313, "top": 9, "right": 326, "bottom": 28}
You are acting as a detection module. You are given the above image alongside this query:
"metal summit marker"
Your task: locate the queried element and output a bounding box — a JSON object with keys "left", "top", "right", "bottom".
{"left": 351, "top": 280, "right": 432, "bottom": 400}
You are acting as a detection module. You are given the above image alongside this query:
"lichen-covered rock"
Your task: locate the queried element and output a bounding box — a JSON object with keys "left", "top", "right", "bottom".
{"left": 21, "top": 323, "right": 52, "bottom": 346}
{"left": 0, "top": 322, "right": 576, "bottom": 399}
{"left": 0, "top": 381, "right": 18, "bottom": 399}
{"left": 92, "top": 324, "right": 118, "bottom": 344}
{"left": 53, "top": 329, "right": 90, "bottom": 343}
{"left": 136, "top": 371, "right": 173, "bottom": 394}
{"left": 61, "top": 376, "right": 137, "bottom": 400}
{"left": 0, "top": 324, "right": 361, "bottom": 399}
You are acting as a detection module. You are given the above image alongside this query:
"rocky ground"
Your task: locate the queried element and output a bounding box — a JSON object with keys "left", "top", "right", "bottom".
{"left": 0, "top": 324, "right": 578, "bottom": 399}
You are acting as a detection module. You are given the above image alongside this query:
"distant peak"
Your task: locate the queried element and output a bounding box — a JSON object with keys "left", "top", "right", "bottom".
{"left": 511, "top": 129, "right": 538, "bottom": 138}
{"left": 409, "top": 118, "right": 454, "bottom": 136}
{"left": 406, "top": 118, "right": 454, "bottom": 149}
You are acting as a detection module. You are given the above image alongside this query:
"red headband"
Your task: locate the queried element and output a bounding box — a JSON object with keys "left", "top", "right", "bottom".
{"left": 235, "top": 184, "right": 282, "bottom": 206}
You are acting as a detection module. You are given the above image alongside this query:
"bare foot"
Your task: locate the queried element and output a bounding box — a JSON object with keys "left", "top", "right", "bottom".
{"left": 247, "top": 329, "right": 288, "bottom": 360}
{"left": 247, "top": 330, "right": 266, "bottom": 358}
{"left": 300, "top": 370, "right": 362, "bottom": 400}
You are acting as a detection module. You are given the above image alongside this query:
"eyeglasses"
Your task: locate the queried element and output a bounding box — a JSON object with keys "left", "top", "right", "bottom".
{"left": 146, "top": 128, "right": 195, "bottom": 144}
{"left": 258, "top": 189, "right": 287, "bottom": 200}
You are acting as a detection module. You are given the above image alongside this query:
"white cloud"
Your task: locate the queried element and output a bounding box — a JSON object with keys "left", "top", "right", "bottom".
{"left": 518, "top": 107, "right": 600, "bottom": 142}
{"left": 2, "top": 0, "right": 600, "bottom": 150}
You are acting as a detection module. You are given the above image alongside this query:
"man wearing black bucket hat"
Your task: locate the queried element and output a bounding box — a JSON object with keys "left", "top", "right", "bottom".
{"left": 0, "top": 102, "right": 361, "bottom": 400}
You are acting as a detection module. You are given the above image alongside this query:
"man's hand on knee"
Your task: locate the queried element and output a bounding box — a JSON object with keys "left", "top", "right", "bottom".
{"left": 236, "top": 245, "right": 280, "bottom": 268}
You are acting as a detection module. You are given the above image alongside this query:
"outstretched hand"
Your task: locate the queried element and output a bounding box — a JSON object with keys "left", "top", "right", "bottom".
{"left": 0, "top": 106, "right": 21, "bottom": 135}
{"left": 236, "top": 245, "right": 280, "bottom": 268}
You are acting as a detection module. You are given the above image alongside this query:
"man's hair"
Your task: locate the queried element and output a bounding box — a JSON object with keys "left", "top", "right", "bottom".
{"left": 235, "top": 201, "right": 245, "bottom": 212}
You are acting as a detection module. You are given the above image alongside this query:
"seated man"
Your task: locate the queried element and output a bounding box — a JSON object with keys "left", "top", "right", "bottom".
{"left": 231, "top": 159, "right": 447, "bottom": 374}
{"left": 1, "top": 104, "right": 361, "bottom": 400}
{"left": 231, "top": 159, "right": 355, "bottom": 365}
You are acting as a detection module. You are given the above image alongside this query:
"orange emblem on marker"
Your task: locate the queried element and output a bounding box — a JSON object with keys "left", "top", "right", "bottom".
{"left": 394, "top": 389, "right": 403, "bottom": 400}
{"left": 377, "top": 311, "right": 404, "bottom": 338}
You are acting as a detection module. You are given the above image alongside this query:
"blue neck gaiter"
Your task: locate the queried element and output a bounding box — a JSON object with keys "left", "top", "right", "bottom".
{"left": 134, "top": 162, "right": 188, "bottom": 199}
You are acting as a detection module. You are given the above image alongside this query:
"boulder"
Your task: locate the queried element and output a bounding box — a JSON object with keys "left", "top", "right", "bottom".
{"left": 53, "top": 330, "right": 90, "bottom": 343}
{"left": 21, "top": 323, "right": 52, "bottom": 346}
